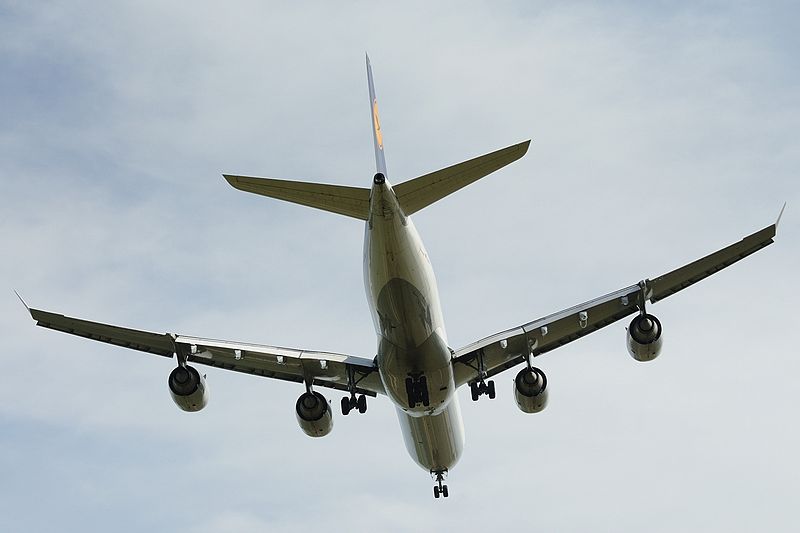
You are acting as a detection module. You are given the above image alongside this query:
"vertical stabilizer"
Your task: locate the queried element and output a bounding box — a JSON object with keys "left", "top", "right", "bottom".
{"left": 366, "top": 54, "right": 388, "bottom": 177}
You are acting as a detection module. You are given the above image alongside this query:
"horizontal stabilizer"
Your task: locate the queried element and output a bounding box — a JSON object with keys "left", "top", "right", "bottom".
{"left": 394, "top": 140, "right": 530, "bottom": 215}
{"left": 224, "top": 175, "right": 371, "bottom": 220}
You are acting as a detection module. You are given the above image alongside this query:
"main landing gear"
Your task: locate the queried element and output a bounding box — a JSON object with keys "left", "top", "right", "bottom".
{"left": 405, "top": 375, "right": 430, "bottom": 408}
{"left": 341, "top": 393, "right": 367, "bottom": 415}
{"left": 467, "top": 348, "right": 495, "bottom": 401}
{"left": 432, "top": 469, "right": 449, "bottom": 499}
{"left": 469, "top": 379, "right": 495, "bottom": 401}
{"left": 341, "top": 364, "right": 368, "bottom": 416}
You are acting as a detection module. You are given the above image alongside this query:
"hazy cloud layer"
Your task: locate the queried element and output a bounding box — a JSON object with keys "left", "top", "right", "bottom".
{"left": 1, "top": 1, "right": 797, "bottom": 532}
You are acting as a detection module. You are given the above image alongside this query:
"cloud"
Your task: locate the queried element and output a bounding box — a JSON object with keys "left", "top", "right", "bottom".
{"left": 1, "top": 1, "right": 797, "bottom": 532}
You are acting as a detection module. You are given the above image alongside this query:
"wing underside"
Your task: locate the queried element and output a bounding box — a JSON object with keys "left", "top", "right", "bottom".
{"left": 453, "top": 217, "right": 779, "bottom": 386}
{"left": 28, "top": 308, "right": 383, "bottom": 397}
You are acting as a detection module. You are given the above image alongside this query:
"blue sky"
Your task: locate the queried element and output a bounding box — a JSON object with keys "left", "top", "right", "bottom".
{"left": 1, "top": 1, "right": 798, "bottom": 532}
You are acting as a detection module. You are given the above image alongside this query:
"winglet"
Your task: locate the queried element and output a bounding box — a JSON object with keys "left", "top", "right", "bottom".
{"left": 14, "top": 290, "right": 31, "bottom": 314}
{"left": 776, "top": 202, "right": 786, "bottom": 232}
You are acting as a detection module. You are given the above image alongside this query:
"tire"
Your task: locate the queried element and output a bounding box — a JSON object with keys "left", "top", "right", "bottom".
{"left": 357, "top": 394, "right": 367, "bottom": 414}
{"left": 487, "top": 380, "right": 496, "bottom": 400}
{"left": 442, "top": 485, "right": 449, "bottom": 498}
{"left": 405, "top": 377, "right": 416, "bottom": 408}
{"left": 341, "top": 396, "right": 351, "bottom": 416}
{"left": 433, "top": 486, "right": 440, "bottom": 498}
{"left": 417, "top": 375, "right": 430, "bottom": 406}
{"left": 470, "top": 382, "right": 479, "bottom": 401}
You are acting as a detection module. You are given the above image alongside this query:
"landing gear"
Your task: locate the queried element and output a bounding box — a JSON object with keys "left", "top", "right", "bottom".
{"left": 466, "top": 348, "right": 495, "bottom": 401}
{"left": 405, "top": 375, "right": 429, "bottom": 408}
{"left": 432, "top": 469, "right": 449, "bottom": 499}
{"left": 341, "top": 393, "right": 368, "bottom": 415}
{"left": 469, "top": 379, "right": 496, "bottom": 401}
{"left": 341, "top": 365, "right": 368, "bottom": 416}
{"left": 357, "top": 394, "right": 367, "bottom": 413}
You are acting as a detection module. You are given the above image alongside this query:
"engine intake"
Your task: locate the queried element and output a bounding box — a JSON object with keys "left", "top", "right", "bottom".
{"left": 168, "top": 365, "right": 208, "bottom": 412}
{"left": 514, "top": 367, "right": 548, "bottom": 414}
{"left": 627, "top": 313, "right": 663, "bottom": 362}
{"left": 295, "top": 391, "right": 333, "bottom": 437}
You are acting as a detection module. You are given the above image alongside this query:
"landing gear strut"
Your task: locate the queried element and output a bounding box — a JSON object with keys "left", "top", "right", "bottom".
{"left": 405, "top": 374, "right": 429, "bottom": 408}
{"left": 341, "top": 365, "right": 368, "bottom": 415}
{"left": 432, "top": 469, "right": 449, "bottom": 499}
{"left": 469, "top": 349, "right": 495, "bottom": 401}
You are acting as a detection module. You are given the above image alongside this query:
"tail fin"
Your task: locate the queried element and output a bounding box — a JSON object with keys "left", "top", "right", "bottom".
{"left": 366, "top": 54, "right": 388, "bottom": 177}
{"left": 393, "top": 140, "right": 530, "bottom": 215}
{"left": 223, "top": 57, "right": 528, "bottom": 220}
{"left": 223, "top": 174, "right": 371, "bottom": 220}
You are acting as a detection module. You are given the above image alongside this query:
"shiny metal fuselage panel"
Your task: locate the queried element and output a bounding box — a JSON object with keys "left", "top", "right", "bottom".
{"left": 364, "top": 180, "right": 464, "bottom": 472}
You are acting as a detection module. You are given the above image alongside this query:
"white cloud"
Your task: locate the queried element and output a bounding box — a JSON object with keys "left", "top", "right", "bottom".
{"left": 1, "top": 1, "right": 797, "bottom": 532}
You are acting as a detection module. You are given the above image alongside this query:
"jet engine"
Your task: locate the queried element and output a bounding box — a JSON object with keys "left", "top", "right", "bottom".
{"left": 295, "top": 391, "right": 333, "bottom": 437}
{"left": 627, "top": 313, "right": 663, "bottom": 362}
{"left": 514, "top": 367, "right": 548, "bottom": 414}
{"left": 168, "top": 365, "right": 208, "bottom": 412}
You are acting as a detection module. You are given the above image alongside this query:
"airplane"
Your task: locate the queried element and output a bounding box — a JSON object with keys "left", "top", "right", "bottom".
{"left": 20, "top": 55, "right": 782, "bottom": 499}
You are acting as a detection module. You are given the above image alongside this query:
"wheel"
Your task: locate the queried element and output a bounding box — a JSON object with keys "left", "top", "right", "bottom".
{"left": 470, "top": 382, "right": 479, "bottom": 401}
{"left": 405, "top": 377, "right": 416, "bottom": 408}
{"left": 433, "top": 486, "right": 440, "bottom": 498}
{"left": 442, "top": 485, "right": 449, "bottom": 498}
{"left": 418, "top": 376, "right": 429, "bottom": 406}
{"left": 357, "top": 394, "right": 367, "bottom": 414}
{"left": 487, "top": 380, "right": 496, "bottom": 399}
{"left": 341, "top": 396, "right": 351, "bottom": 416}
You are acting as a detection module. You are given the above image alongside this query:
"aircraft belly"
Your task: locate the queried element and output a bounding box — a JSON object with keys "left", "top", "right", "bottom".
{"left": 375, "top": 277, "right": 436, "bottom": 348}
{"left": 364, "top": 211, "right": 446, "bottom": 344}
{"left": 397, "top": 396, "right": 464, "bottom": 472}
{"left": 363, "top": 183, "right": 463, "bottom": 466}
{"left": 378, "top": 330, "right": 454, "bottom": 416}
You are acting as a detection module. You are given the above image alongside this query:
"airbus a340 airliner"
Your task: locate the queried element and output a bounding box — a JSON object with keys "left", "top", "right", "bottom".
{"left": 22, "top": 56, "right": 781, "bottom": 499}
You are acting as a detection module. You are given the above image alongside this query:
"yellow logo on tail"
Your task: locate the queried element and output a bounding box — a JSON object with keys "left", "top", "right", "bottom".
{"left": 372, "top": 98, "right": 383, "bottom": 150}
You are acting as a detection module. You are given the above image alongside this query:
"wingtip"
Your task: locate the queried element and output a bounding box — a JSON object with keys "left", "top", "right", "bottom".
{"left": 13, "top": 289, "right": 31, "bottom": 314}
{"left": 776, "top": 202, "right": 787, "bottom": 232}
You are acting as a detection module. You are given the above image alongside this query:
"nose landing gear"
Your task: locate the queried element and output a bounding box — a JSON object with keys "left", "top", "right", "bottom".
{"left": 432, "top": 469, "right": 449, "bottom": 499}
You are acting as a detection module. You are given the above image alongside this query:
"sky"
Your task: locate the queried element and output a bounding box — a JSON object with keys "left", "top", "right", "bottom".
{"left": 1, "top": 1, "right": 798, "bottom": 531}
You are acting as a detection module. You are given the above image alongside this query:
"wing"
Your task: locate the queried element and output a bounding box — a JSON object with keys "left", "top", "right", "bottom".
{"left": 25, "top": 307, "right": 383, "bottom": 397}
{"left": 452, "top": 215, "right": 780, "bottom": 387}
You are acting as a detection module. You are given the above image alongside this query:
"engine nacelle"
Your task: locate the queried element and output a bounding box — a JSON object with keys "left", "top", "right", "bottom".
{"left": 627, "top": 313, "right": 663, "bottom": 362}
{"left": 514, "top": 367, "right": 548, "bottom": 414}
{"left": 168, "top": 365, "right": 208, "bottom": 412}
{"left": 295, "top": 391, "right": 333, "bottom": 437}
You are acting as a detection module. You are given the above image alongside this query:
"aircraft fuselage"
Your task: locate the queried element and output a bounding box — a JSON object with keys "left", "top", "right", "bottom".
{"left": 364, "top": 176, "right": 465, "bottom": 473}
